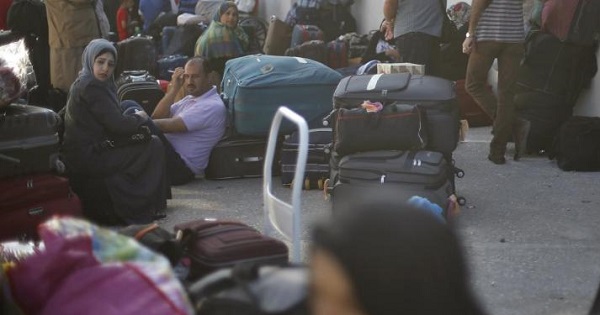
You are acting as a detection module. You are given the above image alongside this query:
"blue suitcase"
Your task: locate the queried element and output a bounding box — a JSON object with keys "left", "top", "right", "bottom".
{"left": 221, "top": 54, "right": 343, "bottom": 137}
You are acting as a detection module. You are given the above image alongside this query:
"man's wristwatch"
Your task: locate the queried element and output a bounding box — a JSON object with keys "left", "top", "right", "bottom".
{"left": 465, "top": 32, "right": 474, "bottom": 38}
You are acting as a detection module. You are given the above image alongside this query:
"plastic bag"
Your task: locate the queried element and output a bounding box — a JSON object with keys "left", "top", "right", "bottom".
{"left": 4, "top": 217, "right": 194, "bottom": 315}
{"left": 0, "top": 39, "right": 35, "bottom": 94}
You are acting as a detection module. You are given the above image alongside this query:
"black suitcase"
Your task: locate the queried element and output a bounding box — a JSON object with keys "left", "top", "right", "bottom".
{"left": 116, "top": 71, "right": 164, "bottom": 115}
{"left": 332, "top": 73, "right": 460, "bottom": 157}
{"left": 281, "top": 128, "right": 331, "bottom": 189}
{"left": 205, "top": 137, "right": 282, "bottom": 180}
{"left": 0, "top": 104, "right": 61, "bottom": 178}
{"left": 330, "top": 150, "right": 454, "bottom": 213}
{"left": 115, "top": 35, "right": 158, "bottom": 77}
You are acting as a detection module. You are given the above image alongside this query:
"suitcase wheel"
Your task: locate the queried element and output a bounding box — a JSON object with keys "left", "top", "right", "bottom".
{"left": 317, "top": 178, "right": 325, "bottom": 190}
{"left": 457, "top": 196, "right": 466, "bottom": 206}
{"left": 304, "top": 178, "right": 311, "bottom": 190}
{"left": 455, "top": 169, "right": 465, "bottom": 178}
{"left": 323, "top": 178, "right": 331, "bottom": 200}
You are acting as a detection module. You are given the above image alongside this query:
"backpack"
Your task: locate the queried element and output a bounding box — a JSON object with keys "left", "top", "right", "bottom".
{"left": 551, "top": 116, "right": 600, "bottom": 171}
{"left": 188, "top": 263, "right": 309, "bottom": 315}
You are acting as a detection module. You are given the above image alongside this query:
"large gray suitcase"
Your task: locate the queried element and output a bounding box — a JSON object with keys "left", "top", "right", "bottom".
{"left": 332, "top": 73, "right": 460, "bottom": 156}
{"left": 331, "top": 150, "right": 454, "bottom": 213}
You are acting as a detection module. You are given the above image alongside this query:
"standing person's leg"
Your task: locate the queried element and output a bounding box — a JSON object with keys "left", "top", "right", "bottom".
{"left": 120, "top": 100, "right": 194, "bottom": 185}
{"left": 465, "top": 41, "right": 499, "bottom": 118}
{"left": 465, "top": 41, "right": 504, "bottom": 163}
{"left": 492, "top": 43, "right": 526, "bottom": 161}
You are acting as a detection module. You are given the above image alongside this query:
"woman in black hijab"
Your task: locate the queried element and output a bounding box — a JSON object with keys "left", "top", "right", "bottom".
{"left": 310, "top": 202, "right": 487, "bottom": 315}
{"left": 62, "top": 38, "right": 169, "bottom": 225}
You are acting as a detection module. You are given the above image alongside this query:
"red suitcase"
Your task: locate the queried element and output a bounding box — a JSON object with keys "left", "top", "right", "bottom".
{"left": 327, "top": 39, "right": 349, "bottom": 69}
{"left": 290, "top": 24, "right": 324, "bottom": 48}
{"left": 455, "top": 79, "right": 494, "bottom": 127}
{"left": 174, "top": 219, "right": 289, "bottom": 280}
{"left": 0, "top": 174, "right": 83, "bottom": 241}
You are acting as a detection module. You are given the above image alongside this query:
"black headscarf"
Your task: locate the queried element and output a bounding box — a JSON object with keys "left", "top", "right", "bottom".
{"left": 312, "top": 202, "right": 487, "bottom": 315}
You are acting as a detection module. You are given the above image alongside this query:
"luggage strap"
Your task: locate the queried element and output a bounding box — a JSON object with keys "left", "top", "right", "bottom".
{"left": 134, "top": 223, "right": 160, "bottom": 240}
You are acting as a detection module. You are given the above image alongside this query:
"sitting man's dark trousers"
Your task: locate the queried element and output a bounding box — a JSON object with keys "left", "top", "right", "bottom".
{"left": 121, "top": 100, "right": 194, "bottom": 186}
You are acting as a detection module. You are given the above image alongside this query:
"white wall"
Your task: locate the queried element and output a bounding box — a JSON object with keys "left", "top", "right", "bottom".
{"left": 256, "top": 0, "right": 598, "bottom": 117}
{"left": 258, "top": 0, "right": 466, "bottom": 34}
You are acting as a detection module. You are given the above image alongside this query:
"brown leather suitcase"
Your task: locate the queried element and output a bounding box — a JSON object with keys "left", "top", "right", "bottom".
{"left": 263, "top": 16, "right": 292, "bottom": 56}
{"left": 455, "top": 79, "right": 494, "bottom": 127}
{"left": 174, "top": 219, "right": 289, "bottom": 280}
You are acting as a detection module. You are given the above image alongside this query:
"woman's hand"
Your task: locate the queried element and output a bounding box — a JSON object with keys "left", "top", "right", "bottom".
{"left": 134, "top": 109, "right": 149, "bottom": 120}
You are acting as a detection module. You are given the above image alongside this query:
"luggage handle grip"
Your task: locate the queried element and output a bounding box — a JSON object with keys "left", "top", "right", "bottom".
{"left": 236, "top": 156, "right": 263, "bottom": 163}
{"left": 28, "top": 207, "right": 44, "bottom": 216}
{"left": 0, "top": 153, "right": 20, "bottom": 164}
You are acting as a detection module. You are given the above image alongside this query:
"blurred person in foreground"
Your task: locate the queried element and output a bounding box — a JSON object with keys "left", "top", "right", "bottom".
{"left": 310, "top": 201, "right": 487, "bottom": 315}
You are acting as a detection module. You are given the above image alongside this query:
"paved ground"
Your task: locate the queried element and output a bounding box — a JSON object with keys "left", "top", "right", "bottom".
{"left": 159, "top": 125, "right": 600, "bottom": 315}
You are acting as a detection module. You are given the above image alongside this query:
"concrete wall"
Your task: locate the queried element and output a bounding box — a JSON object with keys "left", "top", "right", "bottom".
{"left": 257, "top": 0, "right": 466, "bottom": 34}
{"left": 256, "top": 0, "right": 598, "bottom": 117}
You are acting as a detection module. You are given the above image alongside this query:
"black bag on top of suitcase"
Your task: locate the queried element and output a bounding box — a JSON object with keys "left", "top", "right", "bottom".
{"left": 334, "top": 103, "right": 427, "bottom": 157}
{"left": 330, "top": 150, "right": 454, "bottom": 213}
{"left": 0, "top": 104, "right": 61, "bottom": 178}
{"left": 281, "top": 128, "right": 332, "bottom": 189}
{"left": 332, "top": 73, "right": 460, "bottom": 158}
{"left": 116, "top": 70, "right": 165, "bottom": 115}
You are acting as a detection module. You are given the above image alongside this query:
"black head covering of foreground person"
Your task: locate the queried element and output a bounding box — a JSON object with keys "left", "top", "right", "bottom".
{"left": 311, "top": 201, "right": 487, "bottom": 315}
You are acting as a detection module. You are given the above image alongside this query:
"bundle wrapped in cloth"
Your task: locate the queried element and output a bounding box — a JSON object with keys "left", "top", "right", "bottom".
{"left": 377, "top": 62, "right": 426, "bottom": 75}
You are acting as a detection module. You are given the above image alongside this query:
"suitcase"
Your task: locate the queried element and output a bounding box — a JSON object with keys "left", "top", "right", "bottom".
{"left": 163, "top": 23, "right": 206, "bottom": 57}
{"left": 281, "top": 128, "right": 332, "bottom": 189}
{"left": 326, "top": 39, "right": 348, "bottom": 69}
{"left": 117, "top": 71, "right": 165, "bottom": 115}
{"left": 221, "top": 54, "right": 342, "bottom": 137}
{"left": 157, "top": 54, "right": 189, "bottom": 80}
{"left": 0, "top": 174, "right": 83, "bottom": 241}
{"left": 284, "top": 39, "right": 327, "bottom": 64}
{"left": 290, "top": 24, "right": 324, "bottom": 48}
{"left": 115, "top": 35, "right": 158, "bottom": 77}
{"left": 334, "top": 103, "right": 427, "bottom": 157}
{"left": 330, "top": 150, "right": 454, "bottom": 213}
{"left": 173, "top": 219, "right": 289, "bottom": 280}
{"left": 205, "top": 137, "right": 282, "bottom": 180}
{"left": 0, "top": 104, "right": 61, "bottom": 179}
{"left": 455, "top": 79, "right": 493, "bottom": 127}
{"left": 332, "top": 73, "right": 460, "bottom": 157}
{"left": 263, "top": 16, "right": 293, "bottom": 56}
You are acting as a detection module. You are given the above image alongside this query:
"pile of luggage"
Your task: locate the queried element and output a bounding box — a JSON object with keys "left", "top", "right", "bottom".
{"left": 0, "top": 104, "right": 83, "bottom": 242}
{"left": 325, "top": 72, "right": 465, "bottom": 216}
